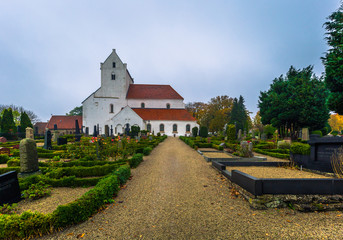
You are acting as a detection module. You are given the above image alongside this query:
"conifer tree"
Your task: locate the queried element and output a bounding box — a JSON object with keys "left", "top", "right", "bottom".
{"left": 20, "top": 112, "right": 33, "bottom": 132}
{"left": 1, "top": 108, "right": 16, "bottom": 134}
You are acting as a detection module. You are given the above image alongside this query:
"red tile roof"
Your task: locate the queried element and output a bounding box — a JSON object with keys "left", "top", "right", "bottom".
{"left": 126, "top": 84, "right": 184, "bottom": 100}
{"left": 46, "top": 116, "right": 82, "bottom": 130}
{"left": 132, "top": 108, "right": 196, "bottom": 121}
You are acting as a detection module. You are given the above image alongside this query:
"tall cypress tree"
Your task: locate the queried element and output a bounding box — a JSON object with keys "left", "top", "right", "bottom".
{"left": 1, "top": 108, "right": 16, "bottom": 134}
{"left": 323, "top": 4, "right": 343, "bottom": 114}
{"left": 20, "top": 112, "right": 33, "bottom": 132}
{"left": 229, "top": 96, "right": 248, "bottom": 132}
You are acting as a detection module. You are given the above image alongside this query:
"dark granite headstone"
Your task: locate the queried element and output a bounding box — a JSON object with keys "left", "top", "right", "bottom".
{"left": 105, "top": 125, "right": 109, "bottom": 137}
{"left": 93, "top": 125, "right": 97, "bottom": 137}
{"left": 110, "top": 125, "right": 113, "bottom": 136}
{"left": 85, "top": 127, "right": 89, "bottom": 135}
{"left": 75, "top": 120, "right": 81, "bottom": 142}
{"left": 57, "top": 137, "right": 68, "bottom": 145}
{"left": 0, "top": 171, "right": 21, "bottom": 205}
{"left": 43, "top": 130, "right": 52, "bottom": 150}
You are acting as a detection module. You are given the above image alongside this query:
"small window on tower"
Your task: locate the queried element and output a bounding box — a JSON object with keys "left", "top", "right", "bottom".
{"left": 113, "top": 62, "right": 116, "bottom": 68}
{"left": 110, "top": 104, "right": 114, "bottom": 113}
{"left": 141, "top": 102, "right": 145, "bottom": 108}
{"left": 166, "top": 103, "right": 170, "bottom": 109}
{"left": 111, "top": 73, "right": 115, "bottom": 80}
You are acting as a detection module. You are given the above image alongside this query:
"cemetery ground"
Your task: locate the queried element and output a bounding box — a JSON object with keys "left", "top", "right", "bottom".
{"left": 38, "top": 137, "right": 343, "bottom": 240}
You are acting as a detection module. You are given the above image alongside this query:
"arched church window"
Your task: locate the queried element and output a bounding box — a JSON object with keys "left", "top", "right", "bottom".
{"left": 110, "top": 104, "right": 114, "bottom": 113}
{"left": 166, "top": 103, "right": 170, "bottom": 109}
{"left": 147, "top": 123, "right": 151, "bottom": 132}
{"left": 173, "top": 124, "right": 177, "bottom": 132}
{"left": 111, "top": 73, "right": 115, "bottom": 80}
{"left": 160, "top": 124, "right": 164, "bottom": 132}
{"left": 186, "top": 124, "right": 190, "bottom": 132}
{"left": 141, "top": 102, "right": 145, "bottom": 108}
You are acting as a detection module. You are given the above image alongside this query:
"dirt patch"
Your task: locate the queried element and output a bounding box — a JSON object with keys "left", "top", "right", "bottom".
{"left": 226, "top": 166, "right": 330, "bottom": 178}
{"left": 203, "top": 152, "right": 233, "bottom": 158}
{"left": 16, "top": 187, "right": 93, "bottom": 214}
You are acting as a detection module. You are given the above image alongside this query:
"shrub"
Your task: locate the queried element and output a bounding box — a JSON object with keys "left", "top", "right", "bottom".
{"left": 113, "top": 165, "right": 131, "bottom": 185}
{"left": 129, "top": 153, "right": 143, "bottom": 168}
{"left": 212, "top": 144, "right": 224, "bottom": 151}
{"left": 254, "top": 142, "right": 275, "bottom": 149}
{"left": 143, "top": 147, "right": 152, "bottom": 156}
{"left": 7, "top": 158, "right": 20, "bottom": 167}
{"left": 199, "top": 126, "right": 208, "bottom": 138}
{"left": 192, "top": 126, "right": 198, "bottom": 137}
{"left": 0, "top": 154, "right": 10, "bottom": 164}
{"left": 277, "top": 141, "right": 291, "bottom": 149}
{"left": 226, "top": 124, "right": 236, "bottom": 141}
{"left": 0, "top": 203, "right": 18, "bottom": 215}
{"left": 253, "top": 148, "right": 290, "bottom": 159}
{"left": 290, "top": 142, "right": 311, "bottom": 155}
{"left": 22, "top": 181, "right": 52, "bottom": 200}
{"left": 311, "top": 130, "right": 323, "bottom": 137}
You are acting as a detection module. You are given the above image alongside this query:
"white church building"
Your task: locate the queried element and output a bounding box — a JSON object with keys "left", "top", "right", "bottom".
{"left": 82, "top": 49, "right": 198, "bottom": 136}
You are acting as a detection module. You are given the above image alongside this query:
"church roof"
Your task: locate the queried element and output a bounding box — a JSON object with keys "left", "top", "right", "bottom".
{"left": 47, "top": 115, "right": 82, "bottom": 130}
{"left": 132, "top": 108, "right": 196, "bottom": 121}
{"left": 126, "top": 84, "right": 184, "bottom": 100}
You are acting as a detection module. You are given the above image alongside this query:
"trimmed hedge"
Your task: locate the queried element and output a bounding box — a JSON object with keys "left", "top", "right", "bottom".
{"left": 290, "top": 142, "right": 311, "bottom": 155}
{"left": 113, "top": 164, "right": 131, "bottom": 185}
{"left": 0, "top": 154, "right": 10, "bottom": 164}
{"left": 212, "top": 144, "right": 224, "bottom": 151}
{"left": 129, "top": 153, "right": 144, "bottom": 168}
{"left": 7, "top": 158, "right": 20, "bottom": 167}
{"left": 253, "top": 148, "right": 290, "bottom": 159}
{"left": 143, "top": 147, "right": 152, "bottom": 156}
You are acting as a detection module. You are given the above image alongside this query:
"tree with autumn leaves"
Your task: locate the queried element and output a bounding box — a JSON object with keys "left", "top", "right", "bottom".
{"left": 186, "top": 95, "right": 251, "bottom": 134}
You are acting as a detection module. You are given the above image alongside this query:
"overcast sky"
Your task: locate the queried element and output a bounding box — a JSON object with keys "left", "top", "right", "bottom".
{"left": 0, "top": 0, "right": 340, "bottom": 122}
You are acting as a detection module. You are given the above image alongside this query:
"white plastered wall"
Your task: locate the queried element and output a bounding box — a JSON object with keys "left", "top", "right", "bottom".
{"left": 128, "top": 99, "right": 185, "bottom": 109}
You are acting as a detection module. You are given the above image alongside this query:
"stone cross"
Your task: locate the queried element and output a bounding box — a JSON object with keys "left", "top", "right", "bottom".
{"left": 19, "top": 138, "right": 39, "bottom": 174}
{"left": 25, "top": 127, "right": 34, "bottom": 139}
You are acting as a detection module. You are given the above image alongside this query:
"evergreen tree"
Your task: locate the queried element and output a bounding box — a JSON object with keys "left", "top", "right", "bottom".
{"left": 323, "top": 4, "right": 343, "bottom": 114}
{"left": 258, "top": 66, "right": 330, "bottom": 139}
{"left": 1, "top": 108, "right": 16, "bottom": 134}
{"left": 229, "top": 95, "right": 248, "bottom": 132}
{"left": 20, "top": 112, "right": 33, "bottom": 132}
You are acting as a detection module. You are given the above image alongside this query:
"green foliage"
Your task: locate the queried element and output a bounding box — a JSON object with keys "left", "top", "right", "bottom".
{"left": 22, "top": 181, "right": 52, "bottom": 200}
{"left": 277, "top": 141, "right": 291, "bottom": 149}
{"left": 290, "top": 142, "right": 311, "bottom": 155}
{"left": 192, "top": 126, "right": 198, "bottom": 137}
{"left": 1, "top": 108, "right": 16, "bottom": 134}
{"left": 130, "top": 125, "right": 140, "bottom": 137}
{"left": 199, "top": 126, "right": 208, "bottom": 137}
{"left": 258, "top": 66, "right": 330, "bottom": 139}
{"left": 311, "top": 130, "right": 323, "bottom": 137}
{"left": 0, "top": 203, "right": 18, "bottom": 215}
{"left": 129, "top": 153, "right": 143, "bottom": 168}
{"left": 7, "top": 158, "right": 20, "bottom": 167}
{"left": 254, "top": 142, "right": 275, "bottom": 149}
{"left": 143, "top": 147, "right": 152, "bottom": 156}
{"left": 263, "top": 124, "right": 276, "bottom": 139}
{"left": 20, "top": 112, "right": 33, "bottom": 132}
{"left": 323, "top": 5, "right": 343, "bottom": 114}
{"left": 229, "top": 95, "right": 249, "bottom": 132}
{"left": 66, "top": 106, "right": 82, "bottom": 116}
{"left": 212, "top": 144, "right": 224, "bottom": 151}
{"left": 226, "top": 124, "right": 236, "bottom": 141}
{"left": 113, "top": 165, "right": 131, "bottom": 185}
{"left": 0, "top": 154, "right": 10, "bottom": 164}
{"left": 253, "top": 148, "right": 290, "bottom": 159}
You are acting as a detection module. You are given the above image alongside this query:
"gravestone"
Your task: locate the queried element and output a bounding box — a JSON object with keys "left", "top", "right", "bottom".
{"left": 26, "top": 127, "right": 34, "bottom": 139}
{"left": 243, "top": 130, "right": 247, "bottom": 139}
{"left": 0, "top": 171, "right": 21, "bottom": 205}
{"left": 261, "top": 133, "right": 267, "bottom": 141}
{"left": 149, "top": 136, "right": 152, "bottom": 141}
{"left": 105, "top": 125, "right": 109, "bottom": 137}
{"left": 240, "top": 141, "right": 253, "bottom": 158}
{"left": 75, "top": 120, "right": 81, "bottom": 142}
{"left": 302, "top": 128, "right": 309, "bottom": 141}
{"left": 93, "top": 125, "right": 97, "bottom": 137}
{"left": 43, "top": 129, "right": 52, "bottom": 150}
{"left": 238, "top": 129, "right": 242, "bottom": 141}
{"left": 110, "top": 125, "right": 113, "bottom": 136}
{"left": 57, "top": 137, "right": 68, "bottom": 145}
{"left": 53, "top": 130, "right": 60, "bottom": 142}
{"left": 19, "top": 138, "right": 39, "bottom": 174}
{"left": 85, "top": 127, "right": 89, "bottom": 136}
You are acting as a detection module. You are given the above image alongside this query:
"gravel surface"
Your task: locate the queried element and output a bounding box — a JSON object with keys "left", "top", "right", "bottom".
{"left": 203, "top": 152, "right": 233, "bottom": 158}
{"left": 226, "top": 166, "right": 329, "bottom": 179}
{"left": 17, "top": 187, "right": 93, "bottom": 214}
{"left": 39, "top": 137, "right": 343, "bottom": 239}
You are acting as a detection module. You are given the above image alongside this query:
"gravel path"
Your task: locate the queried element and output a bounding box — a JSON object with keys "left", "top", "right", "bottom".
{"left": 40, "top": 137, "right": 343, "bottom": 239}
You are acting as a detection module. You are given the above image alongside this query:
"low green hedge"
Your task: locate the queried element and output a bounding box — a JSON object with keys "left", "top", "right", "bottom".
{"left": 143, "top": 147, "right": 152, "bottom": 156}
{"left": 253, "top": 148, "right": 290, "bottom": 159}
{"left": 1, "top": 164, "right": 132, "bottom": 239}
{"left": 7, "top": 158, "right": 20, "bottom": 167}
{"left": 0, "top": 154, "right": 10, "bottom": 164}
{"left": 290, "top": 142, "right": 311, "bottom": 155}
{"left": 113, "top": 164, "right": 131, "bottom": 185}
{"left": 0, "top": 167, "right": 20, "bottom": 174}
{"left": 196, "top": 143, "right": 212, "bottom": 148}
{"left": 212, "top": 144, "right": 224, "bottom": 151}
{"left": 129, "top": 153, "right": 144, "bottom": 168}
{"left": 255, "top": 142, "right": 275, "bottom": 149}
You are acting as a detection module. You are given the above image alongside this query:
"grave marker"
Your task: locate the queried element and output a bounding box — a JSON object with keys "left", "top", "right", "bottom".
{"left": 0, "top": 171, "right": 21, "bottom": 205}
{"left": 43, "top": 129, "right": 52, "bottom": 150}
{"left": 20, "top": 138, "right": 39, "bottom": 174}
{"left": 26, "top": 127, "right": 34, "bottom": 139}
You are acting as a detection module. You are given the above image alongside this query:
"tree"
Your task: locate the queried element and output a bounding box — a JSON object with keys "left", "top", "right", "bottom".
{"left": 1, "top": 108, "right": 16, "bottom": 134}
{"left": 20, "top": 112, "right": 33, "bottom": 132}
{"left": 258, "top": 66, "right": 330, "bottom": 139}
{"left": 229, "top": 95, "right": 249, "bottom": 132}
{"left": 323, "top": 4, "right": 343, "bottom": 114}
{"left": 199, "top": 126, "right": 208, "bottom": 137}
{"left": 328, "top": 113, "right": 343, "bottom": 132}
{"left": 66, "top": 106, "right": 83, "bottom": 116}
{"left": 192, "top": 126, "right": 198, "bottom": 137}
{"left": 0, "top": 104, "right": 39, "bottom": 124}
{"left": 253, "top": 111, "right": 264, "bottom": 134}
{"left": 226, "top": 124, "right": 236, "bottom": 141}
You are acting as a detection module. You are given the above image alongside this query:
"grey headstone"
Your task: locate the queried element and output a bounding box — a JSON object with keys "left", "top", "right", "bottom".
{"left": 238, "top": 129, "right": 242, "bottom": 141}
{"left": 43, "top": 130, "right": 52, "bottom": 150}
{"left": 26, "top": 127, "right": 34, "bottom": 139}
{"left": 105, "top": 125, "right": 109, "bottom": 137}
{"left": 302, "top": 128, "right": 309, "bottom": 141}
{"left": 20, "top": 138, "right": 39, "bottom": 173}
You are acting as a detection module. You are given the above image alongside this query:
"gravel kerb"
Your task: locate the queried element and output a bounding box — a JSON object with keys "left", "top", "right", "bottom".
{"left": 39, "top": 137, "right": 343, "bottom": 239}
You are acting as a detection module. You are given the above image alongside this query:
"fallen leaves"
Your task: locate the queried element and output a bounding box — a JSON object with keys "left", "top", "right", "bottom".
{"left": 76, "top": 233, "right": 85, "bottom": 238}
